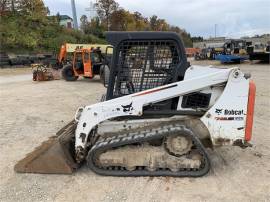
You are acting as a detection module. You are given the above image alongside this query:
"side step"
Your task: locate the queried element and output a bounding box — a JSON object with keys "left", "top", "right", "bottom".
{"left": 14, "top": 120, "right": 79, "bottom": 174}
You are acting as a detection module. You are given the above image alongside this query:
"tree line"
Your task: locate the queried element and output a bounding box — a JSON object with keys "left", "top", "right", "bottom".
{"left": 0, "top": 0, "right": 104, "bottom": 52}
{"left": 0, "top": 0, "right": 201, "bottom": 53}
{"left": 81, "top": 0, "right": 195, "bottom": 47}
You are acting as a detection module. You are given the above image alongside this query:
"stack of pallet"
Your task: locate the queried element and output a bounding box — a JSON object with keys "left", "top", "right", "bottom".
{"left": 0, "top": 52, "right": 10, "bottom": 67}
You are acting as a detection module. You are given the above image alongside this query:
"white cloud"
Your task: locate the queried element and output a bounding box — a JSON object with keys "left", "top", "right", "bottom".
{"left": 44, "top": 0, "right": 270, "bottom": 37}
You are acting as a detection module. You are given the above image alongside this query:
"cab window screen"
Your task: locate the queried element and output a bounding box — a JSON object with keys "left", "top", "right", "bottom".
{"left": 113, "top": 40, "right": 180, "bottom": 97}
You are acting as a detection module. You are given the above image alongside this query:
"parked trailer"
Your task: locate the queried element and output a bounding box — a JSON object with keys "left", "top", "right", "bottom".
{"left": 215, "top": 54, "right": 248, "bottom": 64}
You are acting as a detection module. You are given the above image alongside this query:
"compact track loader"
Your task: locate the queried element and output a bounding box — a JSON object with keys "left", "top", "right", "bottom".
{"left": 15, "top": 32, "right": 256, "bottom": 177}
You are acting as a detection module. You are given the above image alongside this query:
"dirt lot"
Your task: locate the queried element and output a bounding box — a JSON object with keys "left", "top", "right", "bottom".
{"left": 0, "top": 61, "right": 269, "bottom": 202}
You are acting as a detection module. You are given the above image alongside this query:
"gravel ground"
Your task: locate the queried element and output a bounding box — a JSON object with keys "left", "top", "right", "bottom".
{"left": 0, "top": 61, "right": 269, "bottom": 202}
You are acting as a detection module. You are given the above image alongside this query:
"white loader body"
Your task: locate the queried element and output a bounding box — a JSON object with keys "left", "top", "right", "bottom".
{"left": 75, "top": 65, "right": 255, "bottom": 152}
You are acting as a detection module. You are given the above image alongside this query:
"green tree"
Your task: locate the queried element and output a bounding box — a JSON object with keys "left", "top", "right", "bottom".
{"left": 110, "top": 9, "right": 136, "bottom": 31}
{"left": 169, "top": 26, "right": 192, "bottom": 47}
{"left": 0, "top": 0, "right": 106, "bottom": 52}
{"left": 191, "top": 36, "right": 204, "bottom": 42}
{"left": 149, "top": 15, "right": 170, "bottom": 31}
{"left": 149, "top": 15, "right": 158, "bottom": 30}
{"left": 19, "top": 0, "right": 48, "bottom": 16}
{"left": 1, "top": 0, "right": 194, "bottom": 52}
{"left": 133, "top": 11, "right": 149, "bottom": 31}
{"left": 80, "top": 14, "right": 88, "bottom": 33}
{"left": 95, "top": 0, "right": 119, "bottom": 30}
{"left": 82, "top": 17, "right": 104, "bottom": 38}
{"left": 56, "top": 12, "right": 60, "bottom": 23}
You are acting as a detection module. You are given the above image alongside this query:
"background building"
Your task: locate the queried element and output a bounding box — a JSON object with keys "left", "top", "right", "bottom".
{"left": 193, "top": 37, "right": 225, "bottom": 49}
{"left": 241, "top": 34, "right": 270, "bottom": 48}
{"left": 59, "top": 15, "right": 74, "bottom": 29}
{"left": 193, "top": 35, "right": 270, "bottom": 49}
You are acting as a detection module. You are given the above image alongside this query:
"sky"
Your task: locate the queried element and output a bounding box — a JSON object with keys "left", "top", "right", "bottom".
{"left": 43, "top": 0, "right": 270, "bottom": 38}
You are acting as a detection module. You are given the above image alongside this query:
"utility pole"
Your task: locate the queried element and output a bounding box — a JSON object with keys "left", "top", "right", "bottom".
{"left": 85, "top": 1, "right": 97, "bottom": 21}
{"left": 71, "top": 0, "right": 78, "bottom": 29}
{"left": 215, "top": 24, "right": 217, "bottom": 38}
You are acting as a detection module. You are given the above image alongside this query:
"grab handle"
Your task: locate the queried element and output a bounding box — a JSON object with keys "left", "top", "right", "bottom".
{"left": 75, "top": 107, "right": 84, "bottom": 122}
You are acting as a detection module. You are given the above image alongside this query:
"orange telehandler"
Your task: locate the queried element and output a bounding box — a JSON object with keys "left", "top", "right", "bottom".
{"left": 59, "top": 44, "right": 112, "bottom": 82}
{"left": 56, "top": 43, "right": 112, "bottom": 68}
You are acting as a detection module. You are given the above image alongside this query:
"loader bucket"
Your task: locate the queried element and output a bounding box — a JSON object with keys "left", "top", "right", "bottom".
{"left": 14, "top": 120, "right": 79, "bottom": 174}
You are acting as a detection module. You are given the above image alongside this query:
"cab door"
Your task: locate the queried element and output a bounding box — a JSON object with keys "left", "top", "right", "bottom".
{"left": 73, "top": 51, "right": 83, "bottom": 76}
{"left": 83, "top": 50, "right": 93, "bottom": 78}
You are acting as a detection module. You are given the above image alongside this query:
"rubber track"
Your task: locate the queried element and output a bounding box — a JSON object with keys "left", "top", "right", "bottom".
{"left": 86, "top": 124, "right": 211, "bottom": 177}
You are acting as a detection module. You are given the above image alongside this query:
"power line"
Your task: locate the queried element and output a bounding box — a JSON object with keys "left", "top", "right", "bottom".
{"left": 85, "top": 0, "right": 97, "bottom": 21}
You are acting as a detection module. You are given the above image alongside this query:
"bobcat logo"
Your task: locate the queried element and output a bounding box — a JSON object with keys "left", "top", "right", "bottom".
{"left": 121, "top": 102, "right": 134, "bottom": 112}
{"left": 215, "top": 108, "right": 223, "bottom": 115}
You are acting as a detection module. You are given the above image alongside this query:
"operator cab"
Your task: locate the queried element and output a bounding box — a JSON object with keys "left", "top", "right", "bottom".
{"left": 73, "top": 48, "right": 104, "bottom": 78}
{"left": 104, "top": 31, "right": 191, "bottom": 113}
{"left": 105, "top": 32, "right": 189, "bottom": 100}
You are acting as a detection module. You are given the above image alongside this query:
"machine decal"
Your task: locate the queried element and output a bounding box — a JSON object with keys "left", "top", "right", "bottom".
{"left": 75, "top": 45, "right": 84, "bottom": 50}
{"left": 215, "top": 109, "right": 222, "bottom": 115}
{"left": 215, "top": 108, "right": 245, "bottom": 115}
{"left": 121, "top": 102, "right": 134, "bottom": 112}
{"left": 224, "top": 109, "right": 244, "bottom": 115}
{"left": 215, "top": 116, "right": 244, "bottom": 121}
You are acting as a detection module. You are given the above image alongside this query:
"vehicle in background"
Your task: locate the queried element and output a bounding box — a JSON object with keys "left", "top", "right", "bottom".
{"left": 185, "top": 48, "right": 201, "bottom": 58}
{"left": 223, "top": 39, "right": 247, "bottom": 55}
{"left": 61, "top": 46, "right": 111, "bottom": 83}
{"left": 215, "top": 54, "right": 248, "bottom": 64}
{"left": 195, "top": 47, "right": 223, "bottom": 60}
{"left": 215, "top": 40, "right": 248, "bottom": 64}
{"left": 247, "top": 43, "right": 270, "bottom": 63}
{"left": 54, "top": 43, "right": 113, "bottom": 69}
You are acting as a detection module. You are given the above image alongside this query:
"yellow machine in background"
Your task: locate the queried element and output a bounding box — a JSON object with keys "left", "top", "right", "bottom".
{"left": 56, "top": 43, "right": 113, "bottom": 69}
